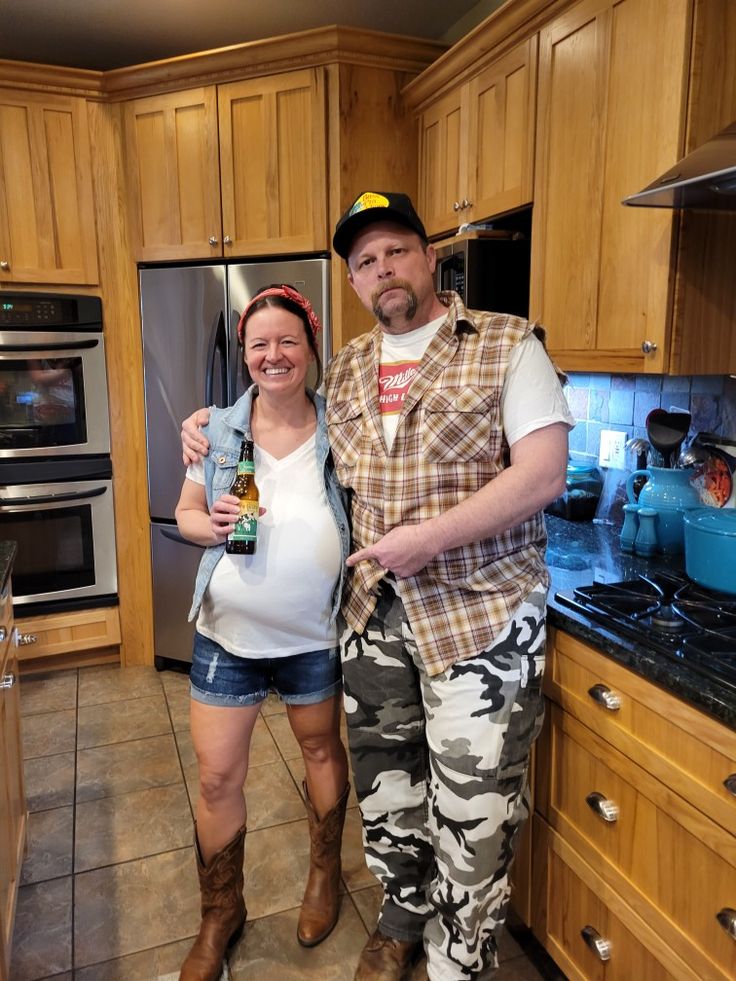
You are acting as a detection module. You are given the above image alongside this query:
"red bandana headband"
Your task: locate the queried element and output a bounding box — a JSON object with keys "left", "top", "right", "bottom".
{"left": 236, "top": 285, "right": 322, "bottom": 344}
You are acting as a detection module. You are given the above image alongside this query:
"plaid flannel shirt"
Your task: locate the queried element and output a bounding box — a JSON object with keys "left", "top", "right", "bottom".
{"left": 326, "top": 291, "right": 549, "bottom": 676}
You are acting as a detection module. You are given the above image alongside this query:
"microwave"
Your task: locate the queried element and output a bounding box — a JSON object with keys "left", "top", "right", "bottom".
{"left": 433, "top": 235, "right": 531, "bottom": 318}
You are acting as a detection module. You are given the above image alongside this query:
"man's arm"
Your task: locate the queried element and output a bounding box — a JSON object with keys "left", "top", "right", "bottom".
{"left": 181, "top": 408, "right": 212, "bottom": 465}
{"left": 347, "top": 421, "right": 568, "bottom": 577}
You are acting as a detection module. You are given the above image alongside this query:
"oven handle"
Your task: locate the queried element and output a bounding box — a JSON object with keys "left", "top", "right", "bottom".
{"left": 0, "top": 486, "right": 108, "bottom": 507}
{"left": 0, "top": 339, "right": 100, "bottom": 352}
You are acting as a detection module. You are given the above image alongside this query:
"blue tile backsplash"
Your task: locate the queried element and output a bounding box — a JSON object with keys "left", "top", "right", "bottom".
{"left": 565, "top": 373, "right": 735, "bottom": 464}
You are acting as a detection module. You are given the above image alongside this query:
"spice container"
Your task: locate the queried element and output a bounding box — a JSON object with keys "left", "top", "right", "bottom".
{"left": 545, "top": 462, "right": 603, "bottom": 522}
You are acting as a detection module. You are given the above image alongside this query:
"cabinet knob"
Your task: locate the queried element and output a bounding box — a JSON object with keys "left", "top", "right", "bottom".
{"left": 587, "top": 683, "right": 621, "bottom": 711}
{"left": 0, "top": 626, "right": 5, "bottom": 643}
{"left": 223, "top": 235, "right": 232, "bottom": 246}
{"left": 716, "top": 908, "right": 736, "bottom": 941}
{"left": 641, "top": 339, "right": 658, "bottom": 354}
{"left": 461, "top": 198, "right": 473, "bottom": 209}
{"left": 0, "top": 672, "right": 15, "bottom": 690}
{"left": 15, "top": 630, "right": 37, "bottom": 646}
{"left": 0, "top": 260, "right": 9, "bottom": 271}
{"left": 581, "top": 925, "right": 612, "bottom": 961}
{"left": 208, "top": 236, "right": 219, "bottom": 246}
{"left": 724, "top": 774, "right": 736, "bottom": 797}
{"left": 585, "top": 791, "right": 619, "bottom": 823}
{"left": 453, "top": 201, "right": 462, "bottom": 212}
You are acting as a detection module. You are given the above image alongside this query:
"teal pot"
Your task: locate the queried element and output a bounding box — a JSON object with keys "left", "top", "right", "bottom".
{"left": 683, "top": 507, "right": 736, "bottom": 594}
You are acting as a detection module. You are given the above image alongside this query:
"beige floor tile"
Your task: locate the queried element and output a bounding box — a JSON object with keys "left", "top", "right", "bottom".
{"left": 494, "top": 954, "right": 546, "bottom": 980}
{"left": 76, "top": 733, "right": 183, "bottom": 802}
{"left": 263, "top": 712, "right": 301, "bottom": 759}
{"left": 20, "top": 805, "right": 74, "bottom": 885}
{"left": 78, "top": 664, "right": 163, "bottom": 706}
{"left": 74, "top": 847, "right": 200, "bottom": 967}
{"left": 73, "top": 936, "right": 194, "bottom": 980}
{"left": 260, "top": 691, "right": 287, "bottom": 717}
{"left": 159, "top": 667, "right": 191, "bottom": 694}
{"left": 245, "top": 759, "right": 305, "bottom": 829}
{"left": 229, "top": 900, "right": 367, "bottom": 979}
{"left": 22, "top": 709, "right": 76, "bottom": 759}
{"left": 341, "top": 806, "right": 377, "bottom": 892}
{"left": 77, "top": 692, "right": 171, "bottom": 749}
{"left": 10, "top": 876, "right": 72, "bottom": 980}
{"left": 165, "top": 688, "right": 191, "bottom": 732}
{"left": 245, "top": 819, "right": 312, "bottom": 920}
{"left": 75, "top": 783, "right": 193, "bottom": 872}
{"left": 19, "top": 669, "right": 77, "bottom": 716}
{"left": 24, "top": 751, "right": 74, "bottom": 812}
{"left": 350, "top": 883, "right": 383, "bottom": 932}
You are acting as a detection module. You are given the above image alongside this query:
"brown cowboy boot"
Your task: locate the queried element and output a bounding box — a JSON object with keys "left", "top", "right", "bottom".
{"left": 354, "top": 928, "right": 423, "bottom": 981}
{"left": 297, "top": 781, "right": 350, "bottom": 947}
{"left": 179, "top": 823, "right": 247, "bottom": 981}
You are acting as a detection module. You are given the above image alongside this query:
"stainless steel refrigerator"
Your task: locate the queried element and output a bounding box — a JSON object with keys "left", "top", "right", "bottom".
{"left": 139, "top": 257, "right": 331, "bottom": 668}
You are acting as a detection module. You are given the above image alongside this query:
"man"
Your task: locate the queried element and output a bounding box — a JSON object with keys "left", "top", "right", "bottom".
{"left": 182, "top": 191, "right": 573, "bottom": 980}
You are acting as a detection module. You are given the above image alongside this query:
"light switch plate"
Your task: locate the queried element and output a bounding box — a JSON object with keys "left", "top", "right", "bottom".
{"left": 599, "top": 429, "right": 627, "bottom": 469}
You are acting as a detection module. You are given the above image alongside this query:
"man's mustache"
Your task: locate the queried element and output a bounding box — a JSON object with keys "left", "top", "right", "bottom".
{"left": 372, "top": 279, "right": 412, "bottom": 303}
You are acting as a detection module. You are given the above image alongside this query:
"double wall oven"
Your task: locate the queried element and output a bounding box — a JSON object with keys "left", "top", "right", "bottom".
{"left": 0, "top": 293, "right": 117, "bottom": 612}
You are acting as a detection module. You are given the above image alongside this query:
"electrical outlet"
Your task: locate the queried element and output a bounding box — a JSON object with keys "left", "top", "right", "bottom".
{"left": 598, "top": 429, "right": 627, "bottom": 469}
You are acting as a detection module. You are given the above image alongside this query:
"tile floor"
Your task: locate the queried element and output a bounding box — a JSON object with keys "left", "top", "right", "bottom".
{"left": 11, "top": 663, "right": 562, "bottom": 980}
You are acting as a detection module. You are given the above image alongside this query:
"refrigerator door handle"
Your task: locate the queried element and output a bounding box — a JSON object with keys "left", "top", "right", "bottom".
{"left": 159, "top": 526, "right": 205, "bottom": 549}
{"left": 204, "top": 310, "right": 227, "bottom": 407}
{"left": 228, "top": 309, "right": 241, "bottom": 406}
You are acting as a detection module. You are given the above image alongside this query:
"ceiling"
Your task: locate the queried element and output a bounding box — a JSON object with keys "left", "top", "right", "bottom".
{"left": 0, "top": 0, "right": 506, "bottom": 73}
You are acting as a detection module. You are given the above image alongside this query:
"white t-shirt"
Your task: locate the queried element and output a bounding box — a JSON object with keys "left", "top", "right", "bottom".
{"left": 187, "top": 434, "right": 341, "bottom": 658}
{"left": 378, "top": 321, "right": 574, "bottom": 450}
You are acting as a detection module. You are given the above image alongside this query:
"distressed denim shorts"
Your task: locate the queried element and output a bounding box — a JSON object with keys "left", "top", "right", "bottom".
{"left": 190, "top": 631, "right": 342, "bottom": 707}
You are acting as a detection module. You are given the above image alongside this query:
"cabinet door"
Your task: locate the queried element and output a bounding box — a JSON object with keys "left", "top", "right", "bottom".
{"left": 467, "top": 36, "right": 537, "bottom": 222}
{"left": 124, "top": 87, "right": 222, "bottom": 261}
{"left": 418, "top": 86, "right": 469, "bottom": 238}
{"left": 531, "top": 0, "right": 690, "bottom": 373}
{"left": 0, "top": 645, "right": 24, "bottom": 979}
{"left": 218, "top": 68, "right": 327, "bottom": 256}
{"left": 0, "top": 90, "right": 98, "bottom": 284}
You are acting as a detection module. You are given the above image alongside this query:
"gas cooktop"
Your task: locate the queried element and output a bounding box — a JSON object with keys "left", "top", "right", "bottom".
{"left": 555, "top": 571, "right": 736, "bottom": 693}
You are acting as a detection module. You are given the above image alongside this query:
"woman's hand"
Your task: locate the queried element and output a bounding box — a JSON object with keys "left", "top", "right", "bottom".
{"left": 182, "top": 408, "right": 212, "bottom": 465}
{"left": 210, "top": 493, "right": 240, "bottom": 542}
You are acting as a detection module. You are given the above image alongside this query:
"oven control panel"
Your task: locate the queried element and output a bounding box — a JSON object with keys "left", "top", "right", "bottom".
{"left": 0, "top": 293, "right": 102, "bottom": 329}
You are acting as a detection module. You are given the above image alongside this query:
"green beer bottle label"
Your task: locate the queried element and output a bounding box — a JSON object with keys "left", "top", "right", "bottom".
{"left": 237, "top": 460, "right": 255, "bottom": 475}
{"left": 229, "top": 500, "right": 258, "bottom": 542}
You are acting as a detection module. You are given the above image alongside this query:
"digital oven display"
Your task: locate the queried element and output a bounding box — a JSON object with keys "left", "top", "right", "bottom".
{"left": 0, "top": 299, "right": 63, "bottom": 324}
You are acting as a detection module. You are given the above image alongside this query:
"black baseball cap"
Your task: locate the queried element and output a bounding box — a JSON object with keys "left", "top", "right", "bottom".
{"left": 332, "top": 191, "right": 428, "bottom": 260}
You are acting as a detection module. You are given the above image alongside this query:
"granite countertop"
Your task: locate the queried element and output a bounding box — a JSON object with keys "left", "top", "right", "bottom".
{"left": 0, "top": 540, "right": 16, "bottom": 595}
{"left": 545, "top": 515, "right": 736, "bottom": 729}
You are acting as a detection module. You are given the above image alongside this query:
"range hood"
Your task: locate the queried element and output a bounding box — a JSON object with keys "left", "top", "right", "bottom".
{"left": 622, "top": 121, "right": 736, "bottom": 210}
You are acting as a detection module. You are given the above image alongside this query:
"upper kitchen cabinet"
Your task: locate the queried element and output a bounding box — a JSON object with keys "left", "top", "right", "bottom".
{"left": 415, "top": 37, "right": 537, "bottom": 238}
{"left": 124, "top": 68, "right": 327, "bottom": 260}
{"left": 124, "top": 87, "right": 222, "bottom": 262}
{"left": 0, "top": 89, "right": 99, "bottom": 285}
{"left": 531, "top": 0, "right": 736, "bottom": 373}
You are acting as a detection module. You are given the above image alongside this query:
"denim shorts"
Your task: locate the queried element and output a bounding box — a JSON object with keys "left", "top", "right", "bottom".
{"left": 190, "top": 631, "right": 342, "bottom": 707}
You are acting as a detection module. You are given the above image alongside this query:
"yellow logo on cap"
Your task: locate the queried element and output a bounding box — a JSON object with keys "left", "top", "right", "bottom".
{"left": 349, "top": 192, "right": 390, "bottom": 216}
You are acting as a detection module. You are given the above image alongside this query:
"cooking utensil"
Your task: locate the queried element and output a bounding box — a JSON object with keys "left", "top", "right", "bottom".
{"left": 678, "top": 443, "right": 709, "bottom": 468}
{"left": 683, "top": 507, "right": 736, "bottom": 594}
{"left": 645, "top": 409, "right": 691, "bottom": 468}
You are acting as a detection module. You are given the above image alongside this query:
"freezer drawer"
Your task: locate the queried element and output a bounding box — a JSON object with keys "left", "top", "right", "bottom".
{"left": 150, "top": 521, "right": 204, "bottom": 666}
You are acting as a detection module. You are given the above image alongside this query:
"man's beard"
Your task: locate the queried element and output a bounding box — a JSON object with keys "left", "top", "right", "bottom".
{"left": 371, "top": 279, "right": 418, "bottom": 326}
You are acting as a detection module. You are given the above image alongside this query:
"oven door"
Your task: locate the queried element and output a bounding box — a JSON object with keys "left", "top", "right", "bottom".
{"left": 0, "top": 330, "right": 111, "bottom": 458}
{"left": 0, "top": 479, "right": 117, "bottom": 609}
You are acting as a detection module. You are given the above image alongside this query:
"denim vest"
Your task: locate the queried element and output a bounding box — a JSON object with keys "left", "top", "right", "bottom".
{"left": 188, "top": 386, "right": 351, "bottom": 624}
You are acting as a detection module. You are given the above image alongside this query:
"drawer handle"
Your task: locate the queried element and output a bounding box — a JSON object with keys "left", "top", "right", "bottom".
{"left": 15, "top": 631, "right": 37, "bottom": 646}
{"left": 586, "top": 791, "right": 619, "bottom": 823}
{"left": 581, "top": 925, "right": 612, "bottom": 961}
{"left": 717, "top": 908, "right": 736, "bottom": 940}
{"left": 724, "top": 774, "right": 736, "bottom": 797}
{"left": 588, "top": 683, "right": 621, "bottom": 711}
{"left": 0, "top": 672, "right": 15, "bottom": 690}
{"left": 0, "top": 626, "right": 6, "bottom": 642}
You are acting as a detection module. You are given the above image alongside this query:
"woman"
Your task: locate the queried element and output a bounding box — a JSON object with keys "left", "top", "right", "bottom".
{"left": 175, "top": 285, "right": 351, "bottom": 981}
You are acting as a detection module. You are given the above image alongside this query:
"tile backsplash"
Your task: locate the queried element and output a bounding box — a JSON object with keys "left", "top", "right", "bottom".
{"left": 565, "top": 373, "right": 735, "bottom": 465}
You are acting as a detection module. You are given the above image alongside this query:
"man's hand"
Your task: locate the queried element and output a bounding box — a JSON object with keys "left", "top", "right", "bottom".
{"left": 346, "top": 524, "right": 440, "bottom": 578}
{"left": 182, "top": 408, "right": 212, "bottom": 466}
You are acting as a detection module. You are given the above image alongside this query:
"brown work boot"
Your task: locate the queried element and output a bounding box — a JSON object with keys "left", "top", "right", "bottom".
{"left": 179, "top": 824, "right": 247, "bottom": 981}
{"left": 297, "top": 781, "right": 350, "bottom": 946}
{"left": 354, "top": 928, "right": 423, "bottom": 980}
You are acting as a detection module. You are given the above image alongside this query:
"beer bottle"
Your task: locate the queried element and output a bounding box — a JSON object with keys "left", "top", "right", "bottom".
{"left": 226, "top": 438, "right": 259, "bottom": 554}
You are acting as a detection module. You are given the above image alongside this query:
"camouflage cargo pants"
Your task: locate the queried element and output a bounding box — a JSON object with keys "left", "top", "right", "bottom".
{"left": 340, "top": 579, "right": 546, "bottom": 980}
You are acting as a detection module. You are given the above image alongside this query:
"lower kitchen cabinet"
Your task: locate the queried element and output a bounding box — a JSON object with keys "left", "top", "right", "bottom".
{"left": 532, "top": 628, "right": 736, "bottom": 980}
{"left": 15, "top": 605, "right": 121, "bottom": 673}
{"left": 0, "top": 574, "right": 26, "bottom": 981}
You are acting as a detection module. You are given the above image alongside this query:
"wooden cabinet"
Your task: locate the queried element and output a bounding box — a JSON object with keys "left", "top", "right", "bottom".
{"left": 531, "top": 0, "right": 736, "bottom": 373}
{"left": 0, "top": 89, "right": 98, "bottom": 285}
{"left": 532, "top": 628, "right": 736, "bottom": 980}
{"left": 0, "top": 576, "right": 26, "bottom": 981}
{"left": 125, "top": 67, "right": 327, "bottom": 260}
{"left": 14, "top": 606, "right": 121, "bottom": 673}
{"left": 417, "top": 37, "right": 537, "bottom": 238}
